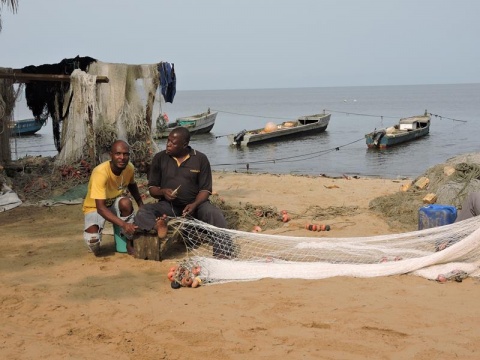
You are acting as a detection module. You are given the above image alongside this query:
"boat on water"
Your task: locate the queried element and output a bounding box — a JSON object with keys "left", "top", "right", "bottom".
{"left": 228, "top": 112, "right": 331, "bottom": 147}
{"left": 365, "top": 111, "right": 431, "bottom": 149}
{"left": 154, "top": 109, "right": 217, "bottom": 139}
{"left": 10, "top": 118, "right": 46, "bottom": 136}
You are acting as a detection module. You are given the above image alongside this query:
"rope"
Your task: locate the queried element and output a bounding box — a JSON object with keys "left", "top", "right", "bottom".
{"left": 451, "top": 163, "right": 480, "bottom": 204}
{"left": 211, "top": 108, "right": 293, "bottom": 121}
{"left": 326, "top": 109, "right": 469, "bottom": 123}
{"left": 324, "top": 109, "right": 399, "bottom": 119}
{"left": 429, "top": 113, "right": 468, "bottom": 123}
{"left": 211, "top": 137, "right": 365, "bottom": 168}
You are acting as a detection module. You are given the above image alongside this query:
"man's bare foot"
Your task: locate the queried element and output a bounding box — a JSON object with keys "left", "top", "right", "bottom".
{"left": 156, "top": 216, "right": 168, "bottom": 239}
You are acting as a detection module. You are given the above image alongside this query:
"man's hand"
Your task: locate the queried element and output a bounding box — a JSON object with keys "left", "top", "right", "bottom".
{"left": 122, "top": 222, "right": 138, "bottom": 235}
{"left": 182, "top": 203, "right": 197, "bottom": 217}
{"left": 163, "top": 188, "right": 178, "bottom": 202}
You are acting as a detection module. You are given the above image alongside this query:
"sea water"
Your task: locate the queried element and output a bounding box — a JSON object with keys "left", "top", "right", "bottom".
{"left": 10, "top": 83, "right": 480, "bottom": 179}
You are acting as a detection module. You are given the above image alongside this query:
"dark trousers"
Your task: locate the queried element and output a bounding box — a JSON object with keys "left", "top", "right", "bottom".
{"left": 134, "top": 200, "right": 233, "bottom": 258}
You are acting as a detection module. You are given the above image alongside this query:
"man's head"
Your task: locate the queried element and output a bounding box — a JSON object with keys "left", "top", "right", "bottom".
{"left": 110, "top": 140, "right": 130, "bottom": 171}
{"left": 166, "top": 127, "right": 190, "bottom": 157}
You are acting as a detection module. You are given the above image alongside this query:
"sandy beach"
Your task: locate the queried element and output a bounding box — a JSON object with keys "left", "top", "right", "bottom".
{"left": 1, "top": 172, "right": 480, "bottom": 359}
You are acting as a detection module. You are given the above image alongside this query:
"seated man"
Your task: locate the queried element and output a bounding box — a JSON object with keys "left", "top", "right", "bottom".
{"left": 134, "top": 127, "right": 233, "bottom": 258}
{"left": 82, "top": 140, "right": 143, "bottom": 255}
{"left": 455, "top": 192, "right": 480, "bottom": 222}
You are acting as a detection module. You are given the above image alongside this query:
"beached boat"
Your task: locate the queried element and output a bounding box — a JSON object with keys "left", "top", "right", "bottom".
{"left": 10, "top": 118, "right": 46, "bottom": 136}
{"left": 365, "top": 111, "right": 431, "bottom": 149}
{"left": 154, "top": 109, "right": 217, "bottom": 139}
{"left": 228, "top": 112, "right": 331, "bottom": 147}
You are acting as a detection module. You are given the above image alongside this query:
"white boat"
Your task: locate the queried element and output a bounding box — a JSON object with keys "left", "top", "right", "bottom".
{"left": 228, "top": 112, "right": 331, "bottom": 146}
{"left": 154, "top": 109, "right": 217, "bottom": 139}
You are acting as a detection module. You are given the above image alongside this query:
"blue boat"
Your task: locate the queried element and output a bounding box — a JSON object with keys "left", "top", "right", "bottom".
{"left": 10, "top": 118, "right": 46, "bottom": 136}
{"left": 365, "top": 111, "right": 431, "bottom": 149}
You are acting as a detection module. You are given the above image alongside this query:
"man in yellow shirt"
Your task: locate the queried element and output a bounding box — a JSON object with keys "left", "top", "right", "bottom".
{"left": 83, "top": 140, "right": 143, "bottom": 255}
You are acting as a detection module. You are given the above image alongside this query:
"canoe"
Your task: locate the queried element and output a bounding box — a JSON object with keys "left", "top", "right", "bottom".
{"left": 228, "top": 112, "right": 331, "bottom": 147}
{"left": 10, "top": 118, "right": 46, "bottom": 136}
{"left": 154, "top": 110, "right": 217, "bottom": 139}
{"left": 365, "top": 112, "right": 431, "bottom": 149}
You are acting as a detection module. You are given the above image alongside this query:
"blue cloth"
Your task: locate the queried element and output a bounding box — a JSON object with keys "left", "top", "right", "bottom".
{"left": 158, "top": 62, "right": 176, "bottom": 103}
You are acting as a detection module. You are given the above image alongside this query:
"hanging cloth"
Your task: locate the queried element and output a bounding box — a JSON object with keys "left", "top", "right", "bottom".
{"left": 158, "top": 62, "right": 176, "bottom": 103}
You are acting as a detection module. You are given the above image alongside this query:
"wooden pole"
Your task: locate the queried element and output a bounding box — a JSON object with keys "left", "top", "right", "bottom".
{"left": 0, "top": 72, "right": 109, "bottom": 83}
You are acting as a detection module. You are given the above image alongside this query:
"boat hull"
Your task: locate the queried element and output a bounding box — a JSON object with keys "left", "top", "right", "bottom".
{"left": 154, "top": 111, "right": 217, "bottom": 139}
{"left": 365, "top": 114, "right": 431, "bottom": 148}
{"left": 10, "top": 118, "right": 45, "bottom": 136}
{"left": 228, "top": 113, "right": 331, "bottom": 146}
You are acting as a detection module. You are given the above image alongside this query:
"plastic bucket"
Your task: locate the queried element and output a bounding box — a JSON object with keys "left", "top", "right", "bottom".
{"left": 113, "top": 224, "right": 127, "bottom": 253}
{"left": 418, "top": 204, "right": 457, "bottom": 230}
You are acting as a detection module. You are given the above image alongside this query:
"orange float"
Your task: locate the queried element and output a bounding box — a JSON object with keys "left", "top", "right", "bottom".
{"left": 252, "top": 226, "right": 262, "bottom": 233}
{"left": 182, "top": 277, "right": 193, "bottom": 287}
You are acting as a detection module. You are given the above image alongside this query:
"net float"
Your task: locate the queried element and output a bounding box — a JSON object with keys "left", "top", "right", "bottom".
{"left": 192, "top": 277, "right": 202, "bottom": 288}
{"left": 252, "top": 225, "right": 262, "bottom": 233}
{"left": 182, "top": 277, "right": 193, "bottom": 287}
{"left": 192, "top": 266, "right": 202, "bottom": 275}
{"left": 305, "top": 224, "right": 331, "bottom": 231}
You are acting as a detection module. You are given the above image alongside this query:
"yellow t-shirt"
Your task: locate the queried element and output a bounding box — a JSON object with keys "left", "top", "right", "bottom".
{"left": 82, "top": 161, "right": 135, "bottom": 214}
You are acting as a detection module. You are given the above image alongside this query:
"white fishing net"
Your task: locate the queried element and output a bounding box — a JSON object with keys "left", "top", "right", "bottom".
{"left": 55, "top": 69, "right": 96, "bottom": 164}
{"left": 166, "top": 216, "right": 480, "bottom": 285}
{"left": 55, "top": 62, "right": 161, "bottom": 165}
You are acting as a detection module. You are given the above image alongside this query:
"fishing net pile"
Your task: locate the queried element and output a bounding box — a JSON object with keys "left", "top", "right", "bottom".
{"left": 55, "top": 61, "right": 162, "bottom": 167}
{"left": 170, "top": 153, "right": 480, "bottom": 286}
{"left": 369, "top": 153, "right": 480, "bottom": 228}
{"left": 18, "top": 56, "right": 175, "bottom": 168}
{"left": 166, "top": 215, "right": 480, "bottom": 285}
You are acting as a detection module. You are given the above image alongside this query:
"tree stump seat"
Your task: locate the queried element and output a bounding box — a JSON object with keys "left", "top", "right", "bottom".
{"left": 133, "top": 229, "right": 182, "bottom": 261}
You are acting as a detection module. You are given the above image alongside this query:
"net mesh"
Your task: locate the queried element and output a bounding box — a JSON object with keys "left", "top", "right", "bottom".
{"left": 55, "top": 62, "right": 160, "bottom": 167}
{"left": 164, "top": 216, "right": 480, "bottom": 285}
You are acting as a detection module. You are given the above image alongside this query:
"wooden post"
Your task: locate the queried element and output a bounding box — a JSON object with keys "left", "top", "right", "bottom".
{"left": 0, "top": 72, "right": 109, "bottom": 83}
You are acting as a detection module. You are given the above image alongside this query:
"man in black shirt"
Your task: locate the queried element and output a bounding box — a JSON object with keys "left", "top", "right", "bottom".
{"left": 134, "top": 127, "right": 232, "bottom": 258}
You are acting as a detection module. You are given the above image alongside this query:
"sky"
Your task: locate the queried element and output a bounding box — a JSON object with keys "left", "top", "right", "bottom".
{"left": 1, "top": 0, "right": 479, "bottom": 91}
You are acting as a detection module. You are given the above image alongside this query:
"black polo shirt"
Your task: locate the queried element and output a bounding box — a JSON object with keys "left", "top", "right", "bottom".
{"left": 148, "top": 147, "right": 213, "bottom": 207}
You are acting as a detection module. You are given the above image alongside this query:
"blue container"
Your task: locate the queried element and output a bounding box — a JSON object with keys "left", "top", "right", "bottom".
{"left": 418, "top": 204, "right": 457, "bottom": 230}
{"left": 113, "top": 224, "right": 127, "bottom": 253}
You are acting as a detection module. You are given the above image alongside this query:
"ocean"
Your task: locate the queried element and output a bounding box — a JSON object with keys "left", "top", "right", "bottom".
{"left": 10, "top": 83, "right": 480, "bottom": 179}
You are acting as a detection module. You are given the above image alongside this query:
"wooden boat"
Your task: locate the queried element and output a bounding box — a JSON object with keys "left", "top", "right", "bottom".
{"left": 154, "top": 109, "right": 217, "bottom": 139}
{"left": 10, "top": 118, "right": 46, "bottom": 136}
{"left": 228, "top": 112, "right": 331, "bottom": 147}
{"left": 365, "top": 111, "right": 431, "bottom": 149}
